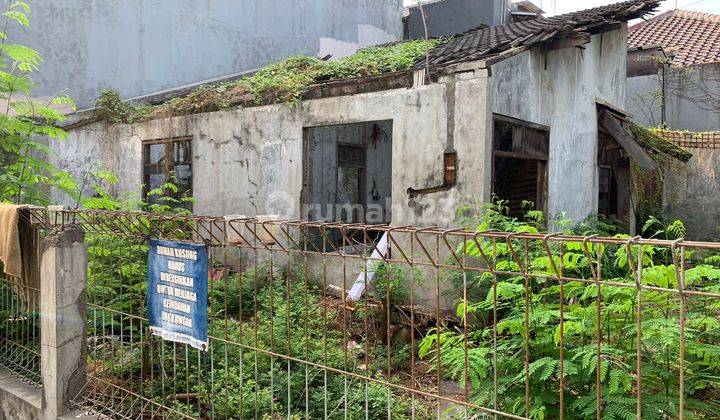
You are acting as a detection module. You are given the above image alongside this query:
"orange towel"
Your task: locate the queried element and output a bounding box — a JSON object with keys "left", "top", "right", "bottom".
{"left": 0, "top": 203, "right": 24, "bottom": 278}
{"left": 0, "top": 203, "right": 38, "bottom": 309}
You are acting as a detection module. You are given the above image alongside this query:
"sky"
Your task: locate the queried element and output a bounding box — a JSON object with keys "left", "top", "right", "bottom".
{"left": 403, "top": 0, "right": 720, "bottom": 16}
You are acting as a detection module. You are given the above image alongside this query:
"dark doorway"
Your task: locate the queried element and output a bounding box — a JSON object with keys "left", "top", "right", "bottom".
{"left": 597, "top": 132, "right": 631, "bottom": 225}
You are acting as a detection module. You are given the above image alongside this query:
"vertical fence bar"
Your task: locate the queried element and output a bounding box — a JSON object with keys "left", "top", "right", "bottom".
{"left": 635, "top": 242, "right": 643, "bottom": 420}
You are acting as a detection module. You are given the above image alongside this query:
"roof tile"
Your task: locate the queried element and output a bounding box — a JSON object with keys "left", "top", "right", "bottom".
{"left": 629, "top": 9, "right": 720, "bottom": 66}
{"left": 422, "top": 0, "right": 660, "bottom": 67}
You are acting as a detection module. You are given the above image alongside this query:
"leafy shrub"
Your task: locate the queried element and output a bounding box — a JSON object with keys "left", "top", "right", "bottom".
{"left": 0, "top": 1, "right": 78, "bottom": 205}
{"left": 421, "top": 201, "right": 720, "bottom": 419}
{"left": 97, "top": 39, "right": 443, "bottom": 122}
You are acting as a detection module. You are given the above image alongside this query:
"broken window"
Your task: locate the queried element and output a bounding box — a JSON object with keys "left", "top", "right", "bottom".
{"left": 142, "top": 137, "right": 193, "bottom": 210}
{"left": 492, "top": 115, "right": 549, "bottom": 218}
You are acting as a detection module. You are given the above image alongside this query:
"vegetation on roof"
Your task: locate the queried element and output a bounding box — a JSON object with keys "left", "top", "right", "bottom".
{"left": 626, "top": 120, "right": 693, "bottom": 162}
{"left": 95, "top": 39, "right": 442, "bottom": 123}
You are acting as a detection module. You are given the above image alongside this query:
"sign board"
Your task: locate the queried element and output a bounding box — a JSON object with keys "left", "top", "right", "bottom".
{"left": 147, "top": 239, "right": 209, "bottom": 351}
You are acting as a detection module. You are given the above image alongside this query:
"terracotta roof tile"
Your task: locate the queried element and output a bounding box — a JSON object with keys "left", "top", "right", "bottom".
{"left": 629, "top": 9, "right": 720, "bottom": 66}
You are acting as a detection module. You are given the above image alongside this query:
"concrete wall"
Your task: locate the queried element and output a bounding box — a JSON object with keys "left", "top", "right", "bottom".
{"left": 626, "top": 73, "right": 664, "bottom": 127}
{"left": 488, "top": 27, "right": 629, "bottom": 221}
{"left": 14, "top": 0, "right": 402, "bottom": 109}
{"left": 663, "top": 148, "right": 720, "bottom": 241}
{"left": 51, "top": 71, "right": 491, "bottom": 227}
{"left": 0, "top": 369, "right": 41, "bottom": 420}
{"left": 404, "top": 0, "right": 507, "bottom": 39}
{"left": 627, "top": 64, "right": 720, "bottom": 132}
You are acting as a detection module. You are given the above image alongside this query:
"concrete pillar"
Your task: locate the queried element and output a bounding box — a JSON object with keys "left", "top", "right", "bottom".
{"left": 39, "top": 225, "right": 87, "bottom": 420}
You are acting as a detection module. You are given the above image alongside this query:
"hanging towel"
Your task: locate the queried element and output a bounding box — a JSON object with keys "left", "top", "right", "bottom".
{"left": 0, "top": 203, "right": 24, "bottom": 278}
{"left": 0, "top": 203, "right": 38, "bottom": 309}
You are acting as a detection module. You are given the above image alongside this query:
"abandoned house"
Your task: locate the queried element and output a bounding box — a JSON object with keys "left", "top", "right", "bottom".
{"left": 626, "top": 9, "right": 720, "bottom": 240}
{"left": 50, "top": 0, "right": 690, "bottom": 232}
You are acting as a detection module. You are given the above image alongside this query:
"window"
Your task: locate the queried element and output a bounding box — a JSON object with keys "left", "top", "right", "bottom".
{"left": 142, "top": 137, "right": 192, "bottom": 209}
{"left": 492, "top": 115, "right": 549, "bottom": 218}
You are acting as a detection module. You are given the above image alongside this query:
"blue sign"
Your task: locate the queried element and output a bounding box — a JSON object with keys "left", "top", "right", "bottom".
{"left": 147, "top": 239, "right": 209, "bottom": 351}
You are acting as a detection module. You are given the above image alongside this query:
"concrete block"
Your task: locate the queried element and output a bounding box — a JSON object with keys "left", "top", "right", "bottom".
{"left": 39, "top": 225, "right": 87, "bottom": 420}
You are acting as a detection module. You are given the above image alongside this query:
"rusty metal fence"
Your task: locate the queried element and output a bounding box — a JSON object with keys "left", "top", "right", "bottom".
{"left": 21, "top": 209, "right": 720, "bottom": 419}
{"left": 0, "top": 273, "right": 41, "bottom": 386}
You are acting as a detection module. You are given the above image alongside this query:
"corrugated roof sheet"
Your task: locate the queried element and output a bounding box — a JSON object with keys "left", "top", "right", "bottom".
{"left": 629, "top": 9, "right": 720, "bottom": 66}
{"left": 420, "top": 0, "right": 660, "bottom": 67}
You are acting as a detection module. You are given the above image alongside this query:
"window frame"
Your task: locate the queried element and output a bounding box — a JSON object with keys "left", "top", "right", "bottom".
{"left": 491, "top": 114, "right": 550, "bottom": 218}
{"left": 141, "top": 136, "right": 193, "bottom": 209}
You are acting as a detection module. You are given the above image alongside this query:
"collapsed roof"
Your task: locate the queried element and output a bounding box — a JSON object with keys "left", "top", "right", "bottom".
{"left": 598, "top": 108, "right": 693, "bottom": 169}
{"left": 423, "top": 0, "right": 661, "bottom": 67}
{"left": 629, "top": 9, "right": 720, "bottom": 67}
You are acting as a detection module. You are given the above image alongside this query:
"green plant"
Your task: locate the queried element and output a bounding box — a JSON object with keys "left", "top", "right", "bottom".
{"left": 94, "top": 89, "right": 152, "bottom": 124}
{"left": 0, "top": 1, "right": 77, "bottom": 204}
{"left": 420, "top": 203, "right": 720, "bottom": 419}
{"left": 642, "top": 215, "right": 686, "bottom": 240}
{"left": 90, "top": 260, "right": 428, "bottom": 419}
{"left": 96, "top": 39, "right": 443, "bottom": 122}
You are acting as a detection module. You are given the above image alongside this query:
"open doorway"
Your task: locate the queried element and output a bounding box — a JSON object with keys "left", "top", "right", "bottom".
{"left": 597, "top": 132, "right": 631, "bottom": 226}
{"left": 303, "top": 121, "right": 393, "bottom": 247}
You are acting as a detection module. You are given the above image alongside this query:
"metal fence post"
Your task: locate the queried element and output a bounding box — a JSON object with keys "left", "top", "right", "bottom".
{"left": 39, "top": 225, "right": 87, "bottom": 420}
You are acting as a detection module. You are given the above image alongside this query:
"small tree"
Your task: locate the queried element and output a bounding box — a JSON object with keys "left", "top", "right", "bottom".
{"left": 0, "top": 1, "right": 76, "bottom": 205}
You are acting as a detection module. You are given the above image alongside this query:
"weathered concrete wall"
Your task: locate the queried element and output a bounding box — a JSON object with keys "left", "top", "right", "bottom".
{"left": 488, "top": 27, "right": 629, "bottom": 222}
{"left": 0, "top": 368, "right": 41, "bottom": 420}
{"left": 40, "top": 225, "right": 87, "bottom": 420}
{"left": 627, "top": 64, "right": 720, "bottom": 132}
{"left": 665, "top": 64, "right": 720, "bottom": 132}
{"left": 52, "top": 71, "right": 491, "bottom": 227}
{"left": 663, "top": 148, "right": 720, "bottom": 241}
{"left": 15, "top": 0, "right": 402, "bottom": 109}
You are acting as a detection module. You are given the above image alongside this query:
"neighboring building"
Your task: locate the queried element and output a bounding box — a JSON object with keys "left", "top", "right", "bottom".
{"left": 627, "top": 10, "right": 720, "bottom": 131}
{"left": 626, "top": 10, "right": 720, "bottom": 240}
{"left": 51, "top": 0, "right": 686, "bottom": 233}
{"left": 403, "top": 0, "right": 542, "bottom": 40}
{"left": 15, "top": 0, "right": 403, "bottom": 109}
